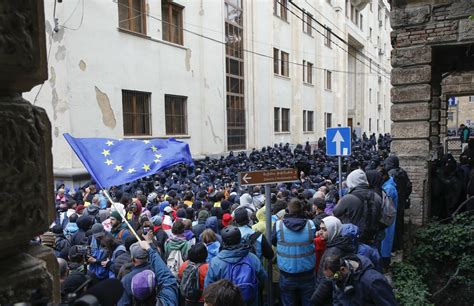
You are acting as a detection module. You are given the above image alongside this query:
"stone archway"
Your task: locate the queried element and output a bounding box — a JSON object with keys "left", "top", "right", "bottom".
{"left": 390, "top": 0, "right": 474, "bottom": 226}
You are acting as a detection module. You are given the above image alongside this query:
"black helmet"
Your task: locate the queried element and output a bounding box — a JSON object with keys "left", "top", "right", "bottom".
{"left": 221, "top": 225, "right": 241, "bottom": 246}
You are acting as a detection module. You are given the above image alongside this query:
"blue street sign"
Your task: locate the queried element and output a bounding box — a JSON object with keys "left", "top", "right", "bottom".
{"left": 326, "top": 127, "right": 351, "bottom": 156}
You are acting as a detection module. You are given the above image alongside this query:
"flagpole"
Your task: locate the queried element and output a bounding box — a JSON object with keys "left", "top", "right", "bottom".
{"left": 101, "top": 188, "right": 141, "bottom": 242}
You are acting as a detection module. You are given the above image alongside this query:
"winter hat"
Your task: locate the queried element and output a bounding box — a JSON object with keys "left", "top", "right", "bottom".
{"left": 131, "top": 270, "right": 156, "bottom": 300}
{"left": 150, "top": 205, "right": 160, "bottom": 217}
{"left": 198, "top": 210, "right": 209, "bottom": 221}
{"left": 163, "top": 206, "right": 173, "bottom": 214}
{"left": 91, "top": 223, "right": 105, "bottom": 239}
{"left": 222, "top": 213, "right": 233, "bottom": 227}
{"left": 110, "top": 211, "right": 123, "bottom": 222}
{"left": 40, "top": 232, "right": 55, "bottom": 247}
{"left": 151, "top": 215, "right": 163, "bottom": 226}
{"left": 130, "top": 242, "right": 148, "bottom": 260}
{"left": 233, "top": 207, "right": 249, "bottom": 226}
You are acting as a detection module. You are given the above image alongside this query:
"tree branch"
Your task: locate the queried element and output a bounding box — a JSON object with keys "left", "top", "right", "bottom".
{"left": 431, "top": 266, "right": 461, "bottom": 298}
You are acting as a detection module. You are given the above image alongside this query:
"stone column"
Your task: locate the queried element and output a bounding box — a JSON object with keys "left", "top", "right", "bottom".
{"left": 390, "top": 45, "right": 433, "bottom": 226}
{"left": 0, "top": 1, "right": 58, "bottom": 304}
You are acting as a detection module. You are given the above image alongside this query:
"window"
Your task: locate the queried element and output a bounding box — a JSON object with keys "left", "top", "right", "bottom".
{"left": 469, "top": 96, "right": 474, "bottom": 102}
{"left": 274, "top": 107, "right": 280, "bottom": 132}
{"left": 326, "top": 113, "right": 332, "bottom": 128}
{"left": 304, "top": 110, "right": 314, "bottom": 132}
{"left": 303, "top": 110, "right": 307, "bottom": 132}
{"left": 377, "top": 119, "right": 380, "bottom": 131}
{"left": 304, "top": 12, "right": 313, "bottom": 35}
{"left": 369, "top": 118, "right": 372, "bottom": 131}
{"left": 303, "top": 61, "right": 313, "bottom": 84}
{"left": 273, "top": 48, "right": 280, "bottom": 74}
{"left": 369, "top": 27, "right": 373, "bottom": 41}
{"left": 307, "top": 111, "right": 314, "bottom": 131}
{"left": 118, "top": 0, "right": 147, "bottom": 35}
{"left": 345, "top": 0, "right": 350, "bottom": 17}
{"left": 325, "top": 70, "right": 332, "bottom": 90}
{"left": 281, "top": 108, "right": 290, "bottom": 132}
{"left": 274, "top": 0, "right": 288, "bottom": 21}
{"left": 359, "top": 14, "right": 363, "bottom": 30}
{"left": 162, "top": 0, "right": 183, "bottom": 45}
{"left": 325, "top": 27, "right": 332, "bottom": 47}
{"left": 122, "top": 90, "right": 151, "bottom": 136}
{"left": 369, "top": 88, "right": 372, "bottom": 103}
{"left": 165, "top": 95, "right": 187, "bottom": 135}
{"left": 281, "top": 51, "right": 289, "bottom": 77}
{"left": 369, "top": 0, "right": 373, "bottom": 12}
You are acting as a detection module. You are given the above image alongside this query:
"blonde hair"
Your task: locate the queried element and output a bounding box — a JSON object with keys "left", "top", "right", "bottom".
{"left": 201, "top": 229, "right": 217, "bottom": 244}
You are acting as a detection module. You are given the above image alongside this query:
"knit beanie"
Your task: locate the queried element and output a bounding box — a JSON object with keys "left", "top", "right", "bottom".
{"left": 110, "top": 210, "right": 123, "bottom": 222}
{"left": 41, "top": 232, "right": 55, "bottom": 247}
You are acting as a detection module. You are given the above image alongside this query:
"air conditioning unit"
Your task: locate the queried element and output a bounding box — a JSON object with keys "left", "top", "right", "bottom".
{"left": 379, "top": 20, "right": 383, "bottom": 27}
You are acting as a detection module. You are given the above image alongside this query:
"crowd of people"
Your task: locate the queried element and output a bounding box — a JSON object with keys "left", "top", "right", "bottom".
{"left": 37, "top": 133, "right": 415, "bottom": 306}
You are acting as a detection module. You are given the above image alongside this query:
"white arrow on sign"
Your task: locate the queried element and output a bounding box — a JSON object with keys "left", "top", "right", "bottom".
{"left": 332, "top": 130, "right": 344, "bottom": 155}
{"left": 242, "top": 173, "right": 252, "bottom": 184}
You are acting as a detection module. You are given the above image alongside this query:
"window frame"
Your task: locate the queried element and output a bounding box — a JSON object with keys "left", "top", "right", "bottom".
{"left": 122, "top": 89, "right": 152, "bottom": 136}
{"left": 281, "top": 51, "right": 289, "bottom": 77}
{"left": 325, "top": 70, "right": 332, "bottom": 90}
{"left": 303, "top": 110, "right": 307, "bottom": 132}
{"left": 164, "top": 94, "right": 188, "bottom": 135}
{"left": 118, "top": 0, "right": 147, "bottom": 35}
{"left": 307, "top": 111, "right": 314, "bottom": 132}
{"left": 281, "top": 108, "right": 290, "bottom": 132}
{"left": 325, "top": 27, "right": 332, "bottom": 48}
{"left": 273, "top": 48, "right": 280, "bottom": 74}
{"left": 274, "top": 107, "right": 281, "bottom": 132}
{"left": 303, "top": 11, "right": 313, "bottom": 36}
{"left": 161, "top": 0, "right": 184, "bottom": 45}
{"left": 307, "top": 62, "right": 313, "bottom": 84}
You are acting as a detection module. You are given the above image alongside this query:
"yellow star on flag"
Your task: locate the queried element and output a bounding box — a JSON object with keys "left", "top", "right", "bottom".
{"left": 114, "top": 165, "right": 123, "bottom": 171}
{"left": 105, "top": 159, "right": 113, "bottom": 166}
{"left": 101, "top": 149, "right": 110, "bottom": 157}
{"left": 151, "top": 145, "right": 158, "bottom": 152}
{"left": 127, "top": 168, "right": 136, "bottom": 174}
{"left": 105, "top": 140, "right": 114, "bottom": 146}
{"left": 154, "top": 154, "right": 162, "bottom": 159}
{"left": 142, "top": 164, "right": 151, "bottom": 172}
{"left": 143, "top": 140, "right": 150, "bottom": 144}
{"left": 154, "top": 159, "right": 161, "bottom": 164}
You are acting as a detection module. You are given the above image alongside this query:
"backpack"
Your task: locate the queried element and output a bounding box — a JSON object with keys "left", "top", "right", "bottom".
{"left": 242, "top": 231, "right": 262, "bottom": 257}
{"left": 379, "top": 190, "right": 396, "bottom": 228}
{"left": 391, "top": 168, "right": 412, "bottom": 209}
{"left": 167, "top": 249, "right": 184, "bottom": 278}
{"left": 354, "top": 190, "right": 381, "bottom": 243}
{"left": 225, "top": 256, "right": 258, "bottom": 303}
{"left": 179, "top": 262, "right": 202, "bottom": 301}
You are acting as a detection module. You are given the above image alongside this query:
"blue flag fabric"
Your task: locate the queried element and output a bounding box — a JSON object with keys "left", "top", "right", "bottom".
{"left": 64, "top": 133, "right": 194, "bottom": 188}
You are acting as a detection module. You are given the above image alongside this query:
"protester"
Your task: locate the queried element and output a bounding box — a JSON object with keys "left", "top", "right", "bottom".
{"left": 202, "top": 279, "right": 244, "bottom": 306}
{"left": 178, "top": 242, "right": 209, "bottom": 306}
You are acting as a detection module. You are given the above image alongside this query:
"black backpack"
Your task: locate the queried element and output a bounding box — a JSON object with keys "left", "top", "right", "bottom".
{"left": 179, "top": 262, "right": 202, "bottom": 302}
{"left": 354, "top": 190, "right": 381, "bottom": 243}
{"left": 391, "top": 168, "right": 412, "bottom": 209}
{"left": 242, "top": 231, "right": 262, "bottom": 256}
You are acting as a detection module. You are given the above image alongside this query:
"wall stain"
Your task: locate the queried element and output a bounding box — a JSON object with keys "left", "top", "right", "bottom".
{"left": 52, "top": 88, "right": 58, "bottom": 120}
{"left": 199, "top": 0, "right": 205, "bottom": 15}
{"left": 79, "top": 60, "right": 86, "bottom": 71}
{"left": 54, "top": 127, "right": 59, "bottom": 138}
{"left": 204, "top": 78, "right": 210, "bottom": 89}
{"left": 49, "top": 66, "right": 56, "bottom": 87}
{"left": 55, "top": 45, "right": 66, "bottom": 61}
{"left": 207, "top": 115, "right": 223, "bottom": 145}
{"left": 95, "top": 86, "right": 117, "bottom": 128}
{"left": 185, "top": 49, "right": 192, "bottom": 71}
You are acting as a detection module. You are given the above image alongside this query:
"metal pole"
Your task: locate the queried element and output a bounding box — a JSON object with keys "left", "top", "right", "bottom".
{"left": 338, "top": 156, "right": 342, "bottom": 199}
{"left": 265, "top": 185, "right": 273, "bottom": 306}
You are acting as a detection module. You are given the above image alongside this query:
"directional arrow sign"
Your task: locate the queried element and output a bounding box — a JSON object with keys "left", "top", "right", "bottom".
{"left": 332, "top": 130, "right": 344, "bottom": 156}
{"left": 238, "top": 168, "right": 299, "bottom": 186}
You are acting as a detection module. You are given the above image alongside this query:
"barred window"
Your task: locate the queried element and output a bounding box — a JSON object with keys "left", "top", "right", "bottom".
{"left": 122, "top": 90, "right": 151, "bottom": 136}
{"left": 165, "top": 95, "right": 187, "bottom": 135}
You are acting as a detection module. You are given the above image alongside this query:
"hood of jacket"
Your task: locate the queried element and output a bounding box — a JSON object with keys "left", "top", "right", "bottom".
{"left": 206, "top": 241, "right": 221, "bottom": 257}
{"left": 76, "top": 215, "right": 94, "bottom": 231}
{"left": 167, "top": 236, "right": 189, "bottom": 250}
{"left": 384, "top": 156, "right": 399, "bottom": 172}
{"left": 282, "top": 214, "right": 309, "bottom": 232}
{"left": 216, "top": 247, "right": 249, "bottom": 264}
{"left": 340, "top": 223, "right": 360, "bottom": 249}
{"left": 327, "top": 234, "right": 357, "bottom": 254}
{"left": 205, "top": 216, "right": 219, "bottom": 233}
{"left": 85, "top": 204, "right": 100, "bottom": 216}
{"left": 255, "top": 206, "right": 265, "bottom": 222}
{"left": 350, "top": 254, "right": 374, "bottom": 280}
{"left": 322, "top": 216, "right": 342, "bottom": 243}
{"left": 346, "top": 169, "right": 369, "bottom": 189}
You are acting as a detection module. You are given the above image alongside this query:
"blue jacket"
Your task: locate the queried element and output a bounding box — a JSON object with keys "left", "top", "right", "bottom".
{"left": 119, "top": 248, "right": 178, "bottom": 306}
{"left": 273, "top": 216, "right": 316, "bottom": 274}
{"left": 340, "top": 224, "right": 382, "bottom": 272}
{"left": 381, "top": 177, "right": 398, "bottom": 258}
{"left": 333, "top": 255, "right": 397, "bottom": 306}
{"left": 238, "top": 225, "right": 263, "bottom": 259}
{"left": 206, "top": 241, "right": 221, "bottom": 263}
{"left": 204, "top": 247, "right": 267, "bottom": 306}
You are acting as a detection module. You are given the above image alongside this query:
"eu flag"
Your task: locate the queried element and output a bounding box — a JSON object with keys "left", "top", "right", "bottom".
{"left": 64, "top": 133, "right": 194, "bottom": 188}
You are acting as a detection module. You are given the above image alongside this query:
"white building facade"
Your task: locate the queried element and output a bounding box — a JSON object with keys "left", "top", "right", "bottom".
{"left": 25, "top": 0, "right": 392, "bottom": 183}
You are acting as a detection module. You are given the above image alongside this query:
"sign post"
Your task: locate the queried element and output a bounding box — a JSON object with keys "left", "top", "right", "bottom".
{"left": 238, "top": 168, "right": 299, "bottom": 306}
{"left": 326, "top": 127, "right": 352, "bottom": 198}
